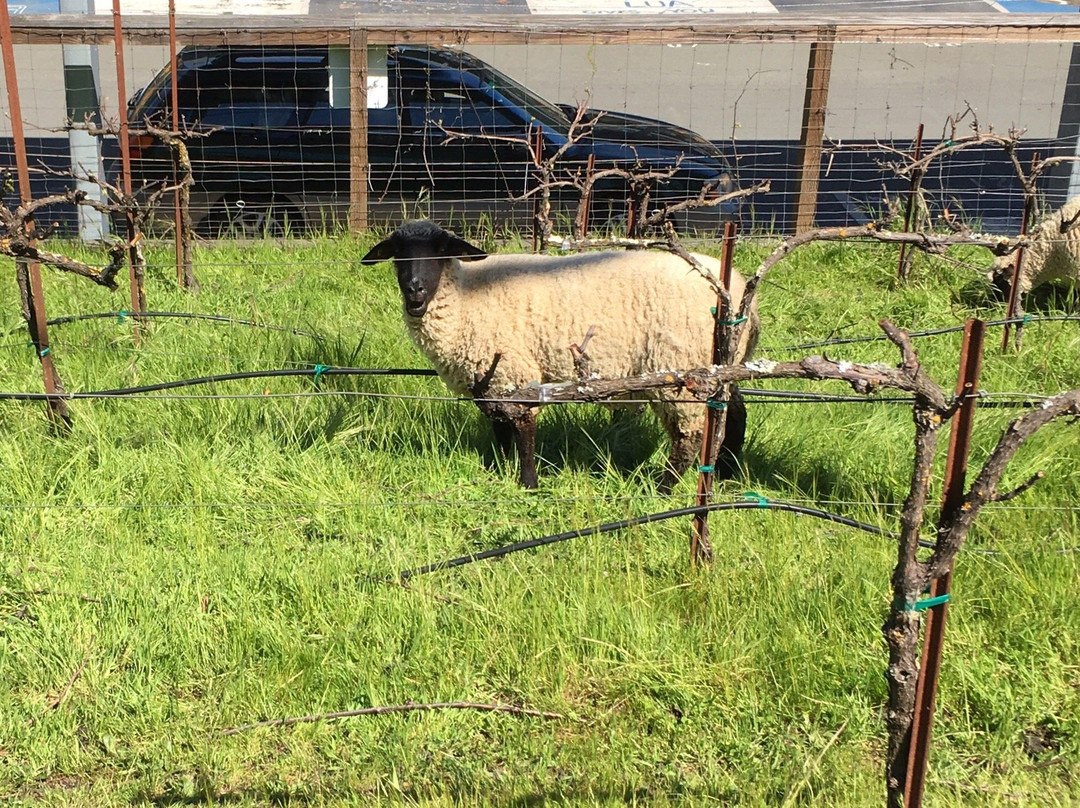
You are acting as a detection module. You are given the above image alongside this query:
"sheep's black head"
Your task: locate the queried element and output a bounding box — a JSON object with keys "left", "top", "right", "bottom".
{"left": 361, "top": 220, "right": 487, "bottom": 317}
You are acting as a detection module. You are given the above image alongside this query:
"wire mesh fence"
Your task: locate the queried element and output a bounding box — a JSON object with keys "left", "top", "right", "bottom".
{"left": 4, "top": 12, "right": 1080, "bottom": 244}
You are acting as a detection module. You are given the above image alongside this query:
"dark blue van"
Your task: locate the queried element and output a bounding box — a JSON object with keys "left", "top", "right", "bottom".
{"left": 119, "top": 44, "right": 740, "bottom": 236}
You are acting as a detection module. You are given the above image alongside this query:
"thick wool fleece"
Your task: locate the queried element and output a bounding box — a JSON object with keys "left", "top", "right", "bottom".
{"left": 993, "top": 195, "right": 1080, "bottom": 293}
{"left": 403, "top": 248, "right": 759, "bottom": 439}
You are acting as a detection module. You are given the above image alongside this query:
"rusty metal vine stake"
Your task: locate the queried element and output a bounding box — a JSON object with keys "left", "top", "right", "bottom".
{"left": 573, "top": 152, "right": 597, "bottom": 241}
{"left": 0, "top": 0, "right": 71, "bottom": 425}
{"left": 690, "top": 221, "right": 738, "bottom": 565}
{"left": 168, "top": 0, "right": 194, "bottom": 289}
{"left": 111, "top": 0, "right": 146, "bottom": 318}
{"left": 902, "top": 318, "right": 985, "bottom": 808}
{"left": 1001, "top": 168, "right": 1036, "bottom": 353}
{"left": 897, "top": 123, "right": 925, "bottom": 282}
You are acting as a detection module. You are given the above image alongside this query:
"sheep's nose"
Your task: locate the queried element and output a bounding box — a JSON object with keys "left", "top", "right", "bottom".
{"left": 406, "top": 279, "right": 425, "bottom": 297}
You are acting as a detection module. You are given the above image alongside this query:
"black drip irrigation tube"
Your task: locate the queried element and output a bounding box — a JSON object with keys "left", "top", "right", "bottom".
{"left": 0, "top": 366, "right": 438, "bottom": 401}
{"left": 397, "top": 496, "right": 923, "bottom": 581}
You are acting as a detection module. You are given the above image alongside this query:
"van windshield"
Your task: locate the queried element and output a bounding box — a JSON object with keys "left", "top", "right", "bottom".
{"left": 400, "top": 47, "right": 572, "bottom": 134}
{"left": 468, "top": 63, "right": 571, "bottom": 133}
{"left": 128, "top": 52, "right": 226, "bottom": 122}
{"left": 128, "top": 65, "right": 171, "bottom": 121}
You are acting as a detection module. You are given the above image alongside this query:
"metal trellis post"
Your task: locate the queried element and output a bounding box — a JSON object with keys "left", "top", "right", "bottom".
{"left": 0, "top": 0, "right": 71, "bottom": 426}
{"left": 897, "top": 123, "right": 924, "bottom": 282}
{"left": 111, "top": 0, "right": 146, "bottom": 320}
{"left": 903, "top": 317, "right": 985, "bottom": 808}
{"left": 690, "top": 221, "right": 738, "bottom": 566}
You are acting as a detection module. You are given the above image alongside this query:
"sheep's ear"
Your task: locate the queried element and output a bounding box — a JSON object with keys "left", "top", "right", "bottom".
{"left": 444, "top": 235, "right": 488, "bottom": 262}
{"left": 360, "top": 238, "right": 397, "bottom": 266}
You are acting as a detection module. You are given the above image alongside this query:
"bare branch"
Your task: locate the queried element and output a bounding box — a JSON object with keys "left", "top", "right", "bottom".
{"left": 42, "top": 635, "right": 94, "bottom": 715}
{"left": 928, "top": 390, "right": 1080, "bottom": 580}
{"left": 481, "top": 321, "right": 950, "bottom": 413}
{"left": 643, "top": 179, "right": 771, "bottom": 226}
{"left": 545, "top": 234, "right": 671, "bottom": 251}
{"left": 0, "top": 239, "right": 124, "bottom": 290}
{"left": 220, "top": 701, "right": 569, "bottom": 736}
{"left": 992, "top": 470, "right": 1045, "bottom": 503}
{"left": 570, "top": 325, "right": 597, "bottom": 382}
{"left": 753, "top": 224, "right": 1028, "bottom": 281}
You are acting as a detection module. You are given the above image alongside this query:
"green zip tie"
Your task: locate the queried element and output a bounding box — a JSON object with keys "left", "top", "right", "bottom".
{"left": 699, "top": 465, "right": 715, "bottom": 474}
{"left": 706, "top": 400, "right": 727, "bottom": 411}
{"left": 117, "top": 310, "right": 128, "bottom": 323}
{"left": 709, "top": 307, "right": 747, "bottom": 327}
{"left": 742, "top": 491, "right": 768, "bottom": 508}
{"left": 38, "top": 347, "right": 51, "bottom": 357}
{"left": 1023, "top": 313, "right": 1032, "bottom": 325}
{"left": 313, "top": 364, "right": 330, "bottom": 383}
{"left": 907, "top": 593, "right": 950, "bottom": 612}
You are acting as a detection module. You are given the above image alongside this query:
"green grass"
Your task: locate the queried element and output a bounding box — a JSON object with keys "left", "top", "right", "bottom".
{"left": 1, "top": 234, "right": 1078, "bottom": 806}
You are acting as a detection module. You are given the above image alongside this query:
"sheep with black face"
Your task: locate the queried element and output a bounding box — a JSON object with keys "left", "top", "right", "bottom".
{"left": 990, "top": 195, "right": 1080, "bottom": 296}
{"left": 361, "top": 220, "right": 760, "bottom": 489}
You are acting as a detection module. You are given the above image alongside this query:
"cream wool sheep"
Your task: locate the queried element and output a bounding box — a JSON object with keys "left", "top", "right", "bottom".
{"left": 361, "top": 220, "right": 760, "bottom": 490}
{"left": 992, "top": 195, "right": 1080, "bottom": 294}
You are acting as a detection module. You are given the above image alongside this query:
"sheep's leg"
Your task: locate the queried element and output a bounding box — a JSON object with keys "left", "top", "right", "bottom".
{"left": 479, "top": 403, "right": 539, "bottom": 489}
{"left": 511, "top": 410, "right": 539, "bottom": 489}
{"left": 715, "top": 386, "right": 747, "bottom": 479}
{"left": 657, "top": 400, "right": 703, "bottom": 493}
{"left": 492, "top": 419, "right": 515, "bottom": 457}
{"left": 660, "top": 427, "right": 702, "bottom": 494}
{"left": 658, "top": 387, "right": 748, "bottom": 492}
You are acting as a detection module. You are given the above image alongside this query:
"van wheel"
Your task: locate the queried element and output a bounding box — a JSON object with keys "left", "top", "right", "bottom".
{"left": 202, "top": 197, "right": 298, "bottom": 238}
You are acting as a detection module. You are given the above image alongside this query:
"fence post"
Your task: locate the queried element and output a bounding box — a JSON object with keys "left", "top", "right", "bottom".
{"left": 168, "top": 0, "right": 194, "bottom": 289}
{"left": 0, "top": 0, "right": 71, "bottom": 426}
{"left": 349, "top": 28, "right": 369, "bottom": 233}
{"left": 794, "top": 29, "right": 835, "bottom": 234}
{"left": 111, "top": 0, "right": 146, "bottom": 319}
{"left": 1001, "top": 168, "right": 1037, "bottom": 353}
{"left": 902, "top": 317, "right": 985, "bottom": 807}
{"left": 690, "top": 221, "right": 738, "bottom": 566}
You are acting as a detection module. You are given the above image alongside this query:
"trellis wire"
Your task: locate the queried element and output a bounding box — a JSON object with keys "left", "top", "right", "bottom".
{"left": 0, "top": 378, "right": 1056, "bottom": 409}
{"left": 36, "top": 311, "right": 326, "bottom": 340}
{"left": 778, "top": 314, "right": 1080, "bottom": 352}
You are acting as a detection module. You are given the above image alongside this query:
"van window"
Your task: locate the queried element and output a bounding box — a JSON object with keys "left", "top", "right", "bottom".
{"left": 404, "top": 80, "right": 521, "bottom": 134}
{"left": 177, "top": 59, "right": 330, "bottom": 129}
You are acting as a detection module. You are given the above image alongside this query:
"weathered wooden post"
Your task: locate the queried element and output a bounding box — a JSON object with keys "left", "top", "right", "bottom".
{"left": 794, "top": 29, "right": 835, "bottom": 234}
{"left": 349, "top": 28, "right": 369, "bottom": 233}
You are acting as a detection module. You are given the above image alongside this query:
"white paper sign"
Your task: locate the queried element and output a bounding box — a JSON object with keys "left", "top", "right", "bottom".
{"left": 527, "top": 0, "right": 776, "bottom": 13}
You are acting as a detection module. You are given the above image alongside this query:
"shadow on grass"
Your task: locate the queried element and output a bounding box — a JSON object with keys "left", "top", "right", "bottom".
{"left": 528, "top": 403, "right": 665, "bottom": 482}
{"left": 957, "top": 274, "right": 1079, "bottom": 315}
